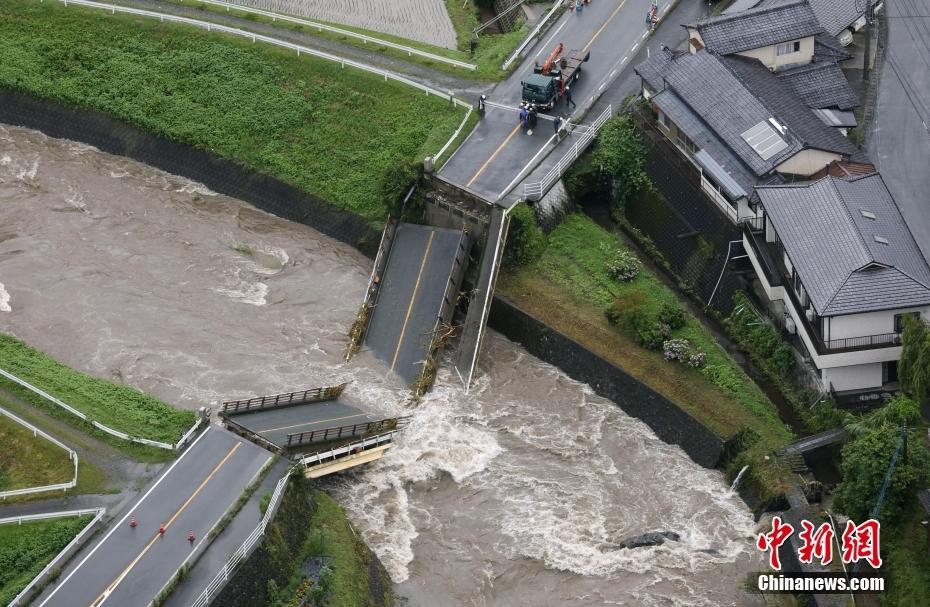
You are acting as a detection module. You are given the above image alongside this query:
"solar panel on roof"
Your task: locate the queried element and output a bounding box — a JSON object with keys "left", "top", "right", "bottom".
{"left": 741, "top": 121, "right": 789, "bottom": 160}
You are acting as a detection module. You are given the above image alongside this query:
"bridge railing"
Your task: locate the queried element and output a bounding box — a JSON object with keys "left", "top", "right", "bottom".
{"left": 4, "top": 508, "right": 106, "bottom": 607}
{"left": 502, "top": 0, "right": 564, "bottom": 70}
{"left": 294, "top": 430, "right": 400, "bottom": 467}
{"left": 221, "top": 384, "right": 346, "bottom": 415}
{"left": 523, "top": 104, "right": 612, "bottom": 201}
{"left": 285, "top": 416, "right": 411, "bottom": 448}
{"left": 182, "top": 0, "right": 477, "bottom": 70}
{"left": 347, "top": 219, "right": 398, "bottom": 361}
{"left": 0, "top": 406, "right": 78, "bottom": 500}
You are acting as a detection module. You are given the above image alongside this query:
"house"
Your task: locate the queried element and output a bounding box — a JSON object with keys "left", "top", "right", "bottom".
{"left": 635, "top": 48, "right": 859, "bottom": 221}
{"left": 723, "top": 0, "right": 884, "bottom": 45}
{"left": 687, "top": 0, "right": 824, "bottom": 70}
{"left": 743, "top": 174, "right": 930, "bottom": 394}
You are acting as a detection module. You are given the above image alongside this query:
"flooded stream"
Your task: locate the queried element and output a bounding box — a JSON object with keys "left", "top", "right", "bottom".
{"left": 0, "top": 124, "right": 764, "bottom": 606}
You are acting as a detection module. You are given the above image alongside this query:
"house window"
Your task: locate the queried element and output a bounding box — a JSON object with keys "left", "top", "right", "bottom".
{"left": 776, "top": 40, "right": 801, "bottom": 56}
{"left": 657, "top": 111, "right": 670, "bottom": 128}
{"left": 894, "top": 312, "right": 920, "bottom": 332}
{"left": 677, "top": 131, "right": 699, "bottom": 155}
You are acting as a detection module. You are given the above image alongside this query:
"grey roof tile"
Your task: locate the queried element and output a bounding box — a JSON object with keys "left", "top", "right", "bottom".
{"left": 777, "top": 60, "right": 860, "bottom": 110}
{"left": 756, "top": 174, "right": 930, "bottom": 315}
{"left": 814, "top": 33, "right": 853, "bottom": 62}
{"left": 806, "top": 0, "right": 866, "bottom": 36}
{"left": 688, "top": 0, "right": 824, "bottom": 55}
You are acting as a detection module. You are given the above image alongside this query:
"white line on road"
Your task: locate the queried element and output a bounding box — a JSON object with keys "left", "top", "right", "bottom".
{"left": 38, "top": 427, "right": 214, "bottom": 607}
{"left": 622, "top": 55, "right": 627, "bottom": 62}
{"left": 536, "top": 21, "right": 567, "bottom": 58}
{"left": 632, "top": 42, "right": 639, "bottom": 51}
{"left": 609, "top": 69, "right": 617, "bottom": 78}
{"left": 641, "top": 31, "right": 648, "bottom": 40}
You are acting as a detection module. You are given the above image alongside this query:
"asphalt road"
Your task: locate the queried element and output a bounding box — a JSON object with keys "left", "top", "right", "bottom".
{"left": 365, "top": 223, "right": 463, "bottom": 385}
{"left": 440, "top": 0, "right": 673, "bottom": 203}
{"left": 35, "top": 426, "right": 271, "bottom": 607}
{"left": 868, "top": 0, "right": 930, "bottom": 260}
{"left": 230, "top": 400, "right": 381, "bottom": 446}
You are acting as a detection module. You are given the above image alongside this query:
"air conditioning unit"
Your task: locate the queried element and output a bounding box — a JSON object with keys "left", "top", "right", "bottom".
{"left": 806, "top": 309, "right": 814, "bottom": 322}
{"left": 838, "top": 29, "right": 854, "bottom": 47}
{"left": 785, "top": 316, "right": 797, "bottom": 334}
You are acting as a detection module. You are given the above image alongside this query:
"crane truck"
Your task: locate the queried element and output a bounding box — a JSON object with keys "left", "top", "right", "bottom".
{"left": 520, "top": 43, "right": 590, "bottom": 111}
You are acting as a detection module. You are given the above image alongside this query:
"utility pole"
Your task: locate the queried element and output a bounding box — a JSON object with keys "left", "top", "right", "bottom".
{"left": 863, "top": 0, "right": 874, "bottom": 81}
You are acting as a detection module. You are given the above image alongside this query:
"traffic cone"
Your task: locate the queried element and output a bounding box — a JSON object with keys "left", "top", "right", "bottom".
{"left": 129, "top": 515, "right": 137, "bottom": 529}
{"left": 159, "top": 523, "right": 166, "bottom": 536}
{"left": 188, "top": 530, "right": 195, "bottom": 543}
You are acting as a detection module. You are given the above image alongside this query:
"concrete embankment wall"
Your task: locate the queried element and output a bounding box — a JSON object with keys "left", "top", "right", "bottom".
{"left": 487, "top": 298, "right": 727, "bottom": 468}
{"left": 0, "top": 88, "right": 730, "bottom": 470}
{"left": 0, "top": 89, "right": 381, "bottom": 257}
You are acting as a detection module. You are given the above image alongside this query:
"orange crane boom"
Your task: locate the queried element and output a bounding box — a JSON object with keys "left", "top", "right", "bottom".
{"left": 539, "top": 43, "right": 564, "bottom": 75}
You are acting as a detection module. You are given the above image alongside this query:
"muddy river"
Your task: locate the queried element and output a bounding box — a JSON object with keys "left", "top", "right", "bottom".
{"left": 0, "top": 124, "right": 764, "bottom": 606}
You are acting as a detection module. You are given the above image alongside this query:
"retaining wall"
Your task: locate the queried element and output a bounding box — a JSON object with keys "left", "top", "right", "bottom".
{"left": 0, "top": 89, "right": 381, "bottom": 257}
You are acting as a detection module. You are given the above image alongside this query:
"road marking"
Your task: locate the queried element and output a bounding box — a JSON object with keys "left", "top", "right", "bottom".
{"left": 258, "top": 413, "right": 369, "bottom": 434}
{"left": 497, "top": 132, "right": 558, "bottom": 200}
{"left": 466, "top": 124, "right": 520, "bottom": 187}
{"left": 632, "top": 42, "right": 639, "bottom": 51}
{"left": 91, "top": 442, "right": 242, "bottom": 607}
{"left": 641, "top": 31, "right": 648, "bottom": 40}
{"left": 390, "top": 231, "right": 435, "bottom": 371}
{"left": 609, "top": 69, "right": 617, "bottom": 78}
{"left": 38, "top": 428, "right": 214, "bottom": 607}
{"left": 581, "top": 0, "right": 629, "bottom": 54}
{"left": 536, "top": 20, "right": 567, "bottom": 58}
{"left": 621, "top": 55, "right": 627, "bottom": 62}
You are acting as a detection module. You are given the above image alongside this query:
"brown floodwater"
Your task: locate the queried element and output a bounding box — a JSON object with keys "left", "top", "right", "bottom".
{"left": 0, "top": 124, "right": 765, "bottom": 606}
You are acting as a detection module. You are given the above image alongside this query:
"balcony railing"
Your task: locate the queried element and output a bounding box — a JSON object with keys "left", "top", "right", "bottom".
{"left": 822, "top": 333, "right": 902, "bottom": 353}
{"left": 743, "top": 224, "right": 783, "bottom": 287}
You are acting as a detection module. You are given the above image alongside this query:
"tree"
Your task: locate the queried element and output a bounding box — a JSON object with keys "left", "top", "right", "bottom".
{"left": 899, "top": 315, "right": 930, "bottom": 401}
{"left": 834, "top": 417, "right": 930, "bottom": 523}
{"left": 590, "top": 114, "right": 649, "bottom": 214}
{"left": 503, "top": 203, "right": 546, "bottom": 269}
{"left": 379, "top": 161, "right": 420, "bottom": 219}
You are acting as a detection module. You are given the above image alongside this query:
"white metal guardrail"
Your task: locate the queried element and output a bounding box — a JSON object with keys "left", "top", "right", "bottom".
{"left": 188, "top": 470, "right": 292, "bottom": 607}
{"left": 523, "top": 104, "right": 612, "bottom": 200}
{"left": 0, "top": 406, "right": 78, "bottom": 499}
{"left": 0, "top": 367, "right": 201, "bottom": 450}
{"left": 178, "top": 0, "right": 477, "bottom": 70}
{"left": 53, "top": 0, "right": 471, "bottom": 112}
{"left": 4, "top": 508, "right": 106, "bottom": 607}
{"left": 435, "top": 105, "right": 473, "bottom": 167}
{"left": 502, "top": 0, "right": 563, "bottom": 71}
{"left": 294, "top": 430, "right": 397, "bottom": 467}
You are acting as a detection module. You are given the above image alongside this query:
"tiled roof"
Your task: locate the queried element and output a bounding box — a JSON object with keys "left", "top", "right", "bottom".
{"left": 814, "top": 33, "right": 853, "bottom": 62}
{"left": 806, "top": 0, "right": 865, "bottom": 36}
{"left": 777, "top": 61, "right": 861, "bottom": 110}
{"left": 687, "top": 0, "right": 824, "bottom": 55}
{"left": 721, "top": 55, "right": 859, "bottom": 157}
{"left": 757, "top": 174, "right": 930, "bottom": 316}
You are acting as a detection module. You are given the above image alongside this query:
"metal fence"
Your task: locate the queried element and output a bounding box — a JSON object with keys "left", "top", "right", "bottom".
{"left": 182, "top": 0, "right": 476, "bottom": 70}
{"left": 4, "top": 508, "right": 106, "bottom": 607}
{"left": 0, "top": 406, "right": 78, "bottom": 499}
{"left": 285, "top": 415, "right": 410, "bottom": 447}
{"left": 523, "top": 104, "right": 612, "bottom": 201}
{"left": 502, "top": 1, "right": 563, "bottom": 70}
{"left": 294, "top": 430, "right": 399, "bottom": 467}
{"left": 188, "top": 470, "right": 291, "bottom": 607}
{"left": 221, "top": 384, "right": 346, "bottom": 414}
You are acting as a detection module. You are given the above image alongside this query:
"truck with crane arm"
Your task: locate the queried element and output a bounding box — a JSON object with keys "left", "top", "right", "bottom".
{"left": 521, "top": 43, "right": 590, "bottom": 111}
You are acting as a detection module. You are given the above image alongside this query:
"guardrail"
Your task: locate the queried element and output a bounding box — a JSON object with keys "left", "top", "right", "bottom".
{"left": 0, "top": 406, "right": 78, "bottom": 499}
{"left": 285, "top": 415, "right": 410, "bottom": 447}
{"left": 435, "top": 105, "right": 474, "bottom": 169}
{"left": 523, "top": 104, "right": 611, "bottom": 201}
{"left": 52, "top": 0, "right": 473, "bottom": 117}
{"left": 347, "top": 219, "right": 397, "bottom": 361}
{"left": 294, "top": 430, "right": 399, "bottom": 467}
{"left": 4, "top": 508, "right": 106, "bottom": 607}
{"left": 188, "top": 470, "right": 292, "bottom": 607}
{"left": 502, "top": 1, "right": 563, "bottom": 71}
{"left": 189, "top": 0, "right": 477, "bottom": 70}
{"left": 221, "top": 384, "right": 345, "bottom": 414}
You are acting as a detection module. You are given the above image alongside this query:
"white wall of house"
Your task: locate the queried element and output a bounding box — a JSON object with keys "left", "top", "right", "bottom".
{"left": 822, "top": 363, "right": 884, "bottom": 392}
{"left": 734, "top": 36, "right": 815, "bottom": 70}
{"left": 825, "top": 307, "right": 928, "bottom": 341}
{"left": 776, "top": 149, "right": 843, "bottom": 177}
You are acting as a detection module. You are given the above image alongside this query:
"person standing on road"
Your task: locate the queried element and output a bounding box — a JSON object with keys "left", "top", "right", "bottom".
{"left": 519, "top": 103, "right": 528, "bottom": 130}
{"left": 554, "top": 115, "right": 563, "bottom": 136}
{"left": 565, "top": 86, "right": 576, "bottom": 109}
{"left": 577, "top": 0, "right": 583, "bottom": 14}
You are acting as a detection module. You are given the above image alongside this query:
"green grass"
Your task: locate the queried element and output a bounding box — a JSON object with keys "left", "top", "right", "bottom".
{"left": 0, "top": 1, "right": 466, "bottom": 222}
{"left": 882, "top": 498, "right": 930, "bottom": 607}
{"left": 0, "top": 334, "right": 194, "bottom": 444}
{"left": 501, "top": 214, "right": 793, "bottom": 496}
{"left": 0, "top": 515, "right": 92, "bottom": 606}
{"left": 0, "top": 414, "right": 73, "bottom": 492}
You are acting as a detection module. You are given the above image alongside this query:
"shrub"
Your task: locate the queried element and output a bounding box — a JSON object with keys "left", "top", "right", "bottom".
{"left": 604, "top": 247, "right": 641, "bottom": 282}
{"left": 658, "top": 301, "right": 685, "bottom": 330}
{"left": 663, "top": 338, "right": 691, "bottom": 362}
{"left": 504, "top": 204, "right": 546, "bottom": 269}
{"left": 591, "top": 114, "right": 649, "bottom": 212}
{"left": 688, "top": 352, "right": 706, "bottom": 368}
{"left": 605, "top": 292, "right": 648, "bottom": 328}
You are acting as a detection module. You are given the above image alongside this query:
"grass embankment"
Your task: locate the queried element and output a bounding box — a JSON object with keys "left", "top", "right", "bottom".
{"left": 500, "top": 214, "right": 793, "bottom": 493}
{"left": 0, "top": 413, "right": 72, "bottom": 493}
{"left": 0, "top": 334, "right": 194, "bottom": 445}
{"left": 0, "top": 1, "right": 467, "bottom": 223}
{"left": 158, "top": 0, "right": 525, "bottom": 81}
{"left": 883, "top": 497, "right": 930, "bottom": 607}
{"left": 0, "top": 515, "right": 92, "bottom": 606}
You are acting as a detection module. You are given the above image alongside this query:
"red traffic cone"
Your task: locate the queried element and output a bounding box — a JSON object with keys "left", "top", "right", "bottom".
{"left": 158, "top": 523, "right": 166, "bottom": 536}
{"left": 188, "top": 530, "right": 195, "bottom": 543}
{"left": 129, "top": 515, "right": 137, "bottom": 529}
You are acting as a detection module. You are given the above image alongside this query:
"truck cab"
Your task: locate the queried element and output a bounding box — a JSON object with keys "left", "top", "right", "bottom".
{"left": 521, "top": 74, "right": 557, "bottom": 109}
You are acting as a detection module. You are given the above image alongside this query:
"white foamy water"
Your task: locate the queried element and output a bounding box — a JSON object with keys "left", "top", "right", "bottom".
{"left": 0, "top": 124, "right": 764, "bottom": 607}
{"left": 0, "top": 282, "right": 10, "bottom": 312}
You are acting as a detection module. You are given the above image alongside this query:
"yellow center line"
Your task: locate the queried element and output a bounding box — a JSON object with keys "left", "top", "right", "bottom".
{"left": 90, "top": 442, "right": 242, "bottom": 607}
{"left": 467, "top": 124, "right": 521, "bottom": 187}
{"left": 582, "top": 0, "right": 628, "bottom": 54}
{"left": 391, "top": 231, "right": 435, "bottom": 370}
{"left": 466, "top": 0, "right": 628, "bottom": 189}
{"left": 258, "top": 413, "right": 369, "bottom": 434}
